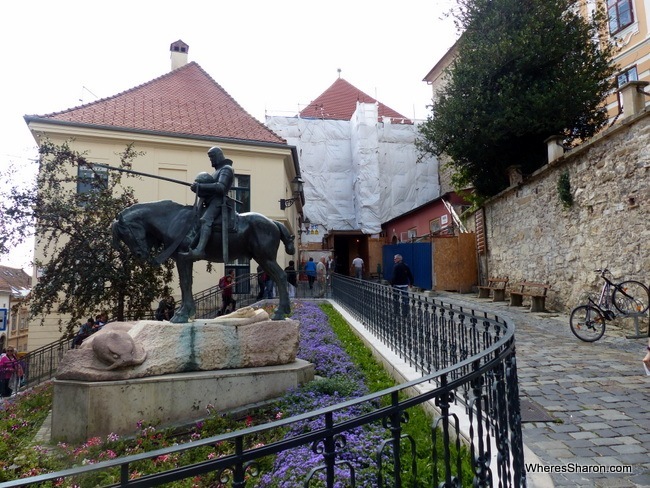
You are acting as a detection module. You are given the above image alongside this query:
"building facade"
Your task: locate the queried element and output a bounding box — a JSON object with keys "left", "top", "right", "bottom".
{"left": 266, "top": 77, "right": 440, "bottom": 277}
{"left": 597, "top": 0, "right": 650, "bottom": 119}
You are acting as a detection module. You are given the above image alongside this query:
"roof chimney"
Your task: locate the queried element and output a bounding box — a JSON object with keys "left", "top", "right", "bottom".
{"left": 170, "top": 40, "right": 189, "bottom": 70}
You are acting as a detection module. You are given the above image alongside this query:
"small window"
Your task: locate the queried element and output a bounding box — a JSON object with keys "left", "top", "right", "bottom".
{"left": 19, "top": 312, "right": 27, "bottom": 331}
{"left": 77, "top": 164, "right": 108, "bottom": 195}
{"left": 230, "top": 174, "right": 250, "bottom": 213}
{"left": 617, "top": 66, "right": 638, "bottom": 88}
{"left": 608, "top": 0, "right": 634, "bottom": 34}
{"left": 616, "top": 66, "right": 639, "bottom": 114}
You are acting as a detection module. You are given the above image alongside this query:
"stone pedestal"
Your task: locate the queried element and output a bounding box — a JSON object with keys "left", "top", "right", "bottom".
{"left": 52, "top": 360, "right": 314, "bottom": 443}
{"left": 56, "top": 308, "right": 300, "bottom": 381}
{"left": 51, "top": 307, "right": 312, "bottom": 443}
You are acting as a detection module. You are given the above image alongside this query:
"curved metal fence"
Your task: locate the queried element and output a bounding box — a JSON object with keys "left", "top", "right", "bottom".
{"left": 5, "top": 274, "right": 525, "bottom": 487}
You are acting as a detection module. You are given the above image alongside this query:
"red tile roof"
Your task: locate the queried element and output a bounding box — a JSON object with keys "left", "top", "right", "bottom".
{"left": 299, "top": 78, "right": 412, "bottom": 124}
{"left": 29, "top": 62, "right": 285, "bottom": 145}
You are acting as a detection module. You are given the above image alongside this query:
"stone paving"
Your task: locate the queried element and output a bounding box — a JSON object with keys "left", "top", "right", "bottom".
{"left": 436, "top": 292, "right": 650, "bottom": 488}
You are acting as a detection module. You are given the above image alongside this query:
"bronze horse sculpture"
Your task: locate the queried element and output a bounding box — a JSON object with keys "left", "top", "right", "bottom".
{"left": 111, "top": 200, "right": 295, "bottom": 322}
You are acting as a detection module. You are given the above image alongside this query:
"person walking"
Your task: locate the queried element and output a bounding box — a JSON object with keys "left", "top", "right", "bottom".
{"left": 390, "top": 254, "right": 414, "bottom": 316}
{"left": 285, "top": 260, "right": 297, "bottom": 298}
{"left": 351, "top": 255, "right": 364, "bottom": 279}
{"left": 305, "top": 257, "right": 317, "bottom": 290}
{"left": 219, "top": 270, "right": 236, "bottom": 315}
{"left": 256, "top": 265, "right": 266, "bottom": 300}
{"left": 0, "top": 347, "right": 22, "bottom": 397}
{"left": 316, "top": 257, "right": 327, "bottom": 298}
{"left": 327, "top": 255, "right": 335, "bottom": 276}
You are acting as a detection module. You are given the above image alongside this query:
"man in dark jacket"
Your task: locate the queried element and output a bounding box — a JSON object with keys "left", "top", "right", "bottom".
{"left": 390, "top": 254, "right": 414, "bottom": 316}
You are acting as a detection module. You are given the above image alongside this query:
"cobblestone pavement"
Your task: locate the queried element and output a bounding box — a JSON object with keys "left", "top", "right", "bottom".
{"left": 437, "top": 292, "right": 650, "bottom": 488}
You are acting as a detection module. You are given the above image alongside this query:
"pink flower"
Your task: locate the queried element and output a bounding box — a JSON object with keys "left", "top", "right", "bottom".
{"left": 155, "top": 454, "right": 170, "bottom": 463}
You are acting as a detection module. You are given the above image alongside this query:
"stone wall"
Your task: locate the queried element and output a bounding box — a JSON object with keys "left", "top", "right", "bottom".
{"left": 482, "top": 109, "right": 650, "bottom": 312}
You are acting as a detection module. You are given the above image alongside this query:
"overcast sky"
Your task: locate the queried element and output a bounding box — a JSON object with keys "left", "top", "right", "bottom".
{"left": 0, "top": 0, "right": 459, "bottom": 271}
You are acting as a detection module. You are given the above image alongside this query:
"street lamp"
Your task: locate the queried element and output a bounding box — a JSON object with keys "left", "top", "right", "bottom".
{"left": 279, "top": 176, "right": 304, "bottom": 210}
{"left": 300, "top": 217, "right": 311, "bottom": 234}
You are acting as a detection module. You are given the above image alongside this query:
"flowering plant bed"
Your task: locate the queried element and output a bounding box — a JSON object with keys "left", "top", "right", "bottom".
{"left": 0, "top": 302, "right": 471, "bottom": 486}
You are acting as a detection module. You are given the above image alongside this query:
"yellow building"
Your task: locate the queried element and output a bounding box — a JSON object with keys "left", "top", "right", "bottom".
{"left": 424, "top": 1, "right": 650, "bottom": 123}
{"left": 23, "top": 40, "right": 303, "bottom": 351}
{"left": 600, "top": 0, "right": 650, "bottom": 119}
{"left": 0, "top": 266, "right": 31, "bottom": 352}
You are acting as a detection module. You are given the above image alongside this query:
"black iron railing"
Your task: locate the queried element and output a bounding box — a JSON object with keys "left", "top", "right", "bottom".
{"left": 19, "top": 337, "right": 71, "bottom": 389}
{"left": 7, "top": 274, "right": 525, "bottom": 487}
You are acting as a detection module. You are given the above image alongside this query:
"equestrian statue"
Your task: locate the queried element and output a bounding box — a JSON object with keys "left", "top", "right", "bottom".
{"left": 110, "top": 146, "right": 295, "bottom": 322}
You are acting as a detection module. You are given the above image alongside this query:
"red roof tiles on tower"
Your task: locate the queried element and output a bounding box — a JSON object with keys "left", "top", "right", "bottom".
{"left": 299, "top": 78, "right": 412, "bottom": 124}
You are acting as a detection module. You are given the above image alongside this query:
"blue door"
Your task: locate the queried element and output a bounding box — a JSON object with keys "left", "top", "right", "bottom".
{"left": 383, "top": 243, "right": 432, "bottom": 289}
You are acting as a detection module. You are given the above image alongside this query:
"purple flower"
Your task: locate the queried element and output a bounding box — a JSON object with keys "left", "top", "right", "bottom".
{"left": 257, "top": 302, "right": 386, "bottom": 487}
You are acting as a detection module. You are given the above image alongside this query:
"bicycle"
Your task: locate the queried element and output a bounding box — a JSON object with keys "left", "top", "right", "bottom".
{"left": 569, "top": 268, "right": 649, "bottom": 342}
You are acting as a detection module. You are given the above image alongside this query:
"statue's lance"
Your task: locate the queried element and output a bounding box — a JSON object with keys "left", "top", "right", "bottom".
{"left": 92, "top": 164, "right": 239, "bottom": 264}
{"left": 91, "top": 163, "right": 193, "bottom": 188}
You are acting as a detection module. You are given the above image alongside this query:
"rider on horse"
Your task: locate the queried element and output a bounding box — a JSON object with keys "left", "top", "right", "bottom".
{"left": 181, "top": 146, "right": 234, "bottom": 260}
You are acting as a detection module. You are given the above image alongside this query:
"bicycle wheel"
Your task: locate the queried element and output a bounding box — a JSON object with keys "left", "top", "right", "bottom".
{"left": 570, "top": 305, "right": 606, "bottom": 342}
{"left": 613, "top": 280, "right": 650, "bottom": 315}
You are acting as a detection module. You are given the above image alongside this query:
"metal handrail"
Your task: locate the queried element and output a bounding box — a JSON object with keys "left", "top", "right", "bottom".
{"left": 8, "top": 274, "right": 525, "bottom": 487}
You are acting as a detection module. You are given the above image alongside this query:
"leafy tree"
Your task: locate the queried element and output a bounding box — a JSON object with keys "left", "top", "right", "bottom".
{"left": 418, "top": 0, "right": 617, "bottom": 197}
{"left": 0, "top": 141, "right": 173, "bottom": 334}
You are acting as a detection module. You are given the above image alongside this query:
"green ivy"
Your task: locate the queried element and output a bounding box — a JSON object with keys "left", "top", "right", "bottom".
{"left": 557, "top": 171, "right": 573, "bottom": 209}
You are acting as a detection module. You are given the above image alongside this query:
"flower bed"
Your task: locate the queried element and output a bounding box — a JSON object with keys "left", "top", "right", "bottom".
{"left": 0, "top": 302, "right": 467, "bottom": 486}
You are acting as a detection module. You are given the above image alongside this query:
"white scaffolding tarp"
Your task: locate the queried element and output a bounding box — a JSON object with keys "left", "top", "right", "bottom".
{"left": 266, "top": 102, "right": 440, "bottom": 236}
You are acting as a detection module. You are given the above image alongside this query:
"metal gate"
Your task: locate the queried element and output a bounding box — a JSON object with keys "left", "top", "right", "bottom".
{"left": 382, "top": 242, "right": 432, "bottom": 289}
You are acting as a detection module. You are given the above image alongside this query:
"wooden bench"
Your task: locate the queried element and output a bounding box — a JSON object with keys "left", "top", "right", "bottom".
{"left": 509, "top": 282, "right": 550, "bottom": 312}
{"left": 477, "top": 277, "right": 509, "bottom": 302}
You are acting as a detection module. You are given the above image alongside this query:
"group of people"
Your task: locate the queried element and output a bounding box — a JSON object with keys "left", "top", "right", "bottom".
{"left": 304, "top": 256, "right": 333, "bottom": 298}
{"left": 71, "top": 313, "right": 109, "bottom": 348}
{"left": 0, "top": 346, "right": 24, "bottom": 398}
{"left": 255, "top": 252, "right": 411, "bottom": 305}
